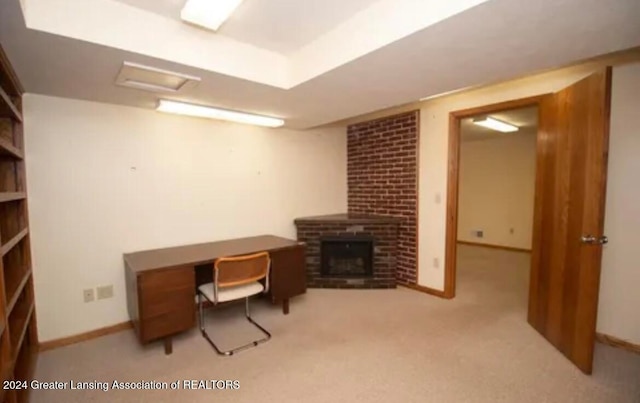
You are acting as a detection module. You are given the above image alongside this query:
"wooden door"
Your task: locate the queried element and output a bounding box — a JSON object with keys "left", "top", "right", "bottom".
{"left": 528, "top": 67, "right": 612, "bottom": 374}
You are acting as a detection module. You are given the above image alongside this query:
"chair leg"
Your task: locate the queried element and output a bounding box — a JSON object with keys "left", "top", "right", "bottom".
{"left": 245, "top": 297, "right": 271, "bottom": 342}
{"left": 198, "top": 292, "right": 205, "bottom": 332}
{"left": 199, "top": 295, "right": 271, "bottom": 356}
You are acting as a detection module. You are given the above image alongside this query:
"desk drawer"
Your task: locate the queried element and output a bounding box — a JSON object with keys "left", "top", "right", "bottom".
{"left": 141, "top": 285, "right": 194, "bottom": 318}
{"left": 141, "top": 310, "right": 195, "bottom": 342}
{"left": 139, "top": 267, "right": 195, "bottom": 320}
{"left": 140, "top": 266, "right": 193, "bottom": 289}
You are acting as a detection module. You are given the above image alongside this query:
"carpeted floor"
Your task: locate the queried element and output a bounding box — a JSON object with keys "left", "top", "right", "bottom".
{"left": 32, "top": 245, "right": 640, "bottom": 402}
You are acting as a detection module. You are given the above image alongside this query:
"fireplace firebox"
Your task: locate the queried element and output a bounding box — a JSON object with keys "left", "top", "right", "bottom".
{"left": 320, "top": 236, "right": 374, "bottom": 278}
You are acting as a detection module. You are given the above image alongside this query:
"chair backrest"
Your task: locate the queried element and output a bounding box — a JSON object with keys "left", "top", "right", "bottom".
{"left": 214, "top": 251, "right": 270, "bottom": 289}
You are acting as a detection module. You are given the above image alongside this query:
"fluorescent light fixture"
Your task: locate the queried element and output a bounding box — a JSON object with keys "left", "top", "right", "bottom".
{"left": 181, "top": 0, "right": 244, "bottom": 31}
{"left": 472, "top": 117, "right": 519, "bottom": 133}
{"left": 157, "top": 100, "right": 285, "bottom": 128}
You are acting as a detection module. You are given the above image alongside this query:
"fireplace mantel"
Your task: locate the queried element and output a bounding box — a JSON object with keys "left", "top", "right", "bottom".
{"left": 294, "top": 213, "right": 403, "bottom": 225}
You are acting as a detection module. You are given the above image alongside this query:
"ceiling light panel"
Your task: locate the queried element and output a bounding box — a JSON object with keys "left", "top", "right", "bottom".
{"left": 472, "top": 117, "right": 519, "bottom": 133}
{"left": 181, "top": 0, "right": 244, "bottom": 31}
{"left": 115, "top": 62, "right": 201, "bottom": 93}
{"left": 156, "top": 100, "right": 284, "bottom": 128}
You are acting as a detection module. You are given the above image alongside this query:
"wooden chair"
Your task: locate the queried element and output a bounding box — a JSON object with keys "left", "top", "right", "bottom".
{"left": 197, "top": 251, "right": 271, "bottom": 355}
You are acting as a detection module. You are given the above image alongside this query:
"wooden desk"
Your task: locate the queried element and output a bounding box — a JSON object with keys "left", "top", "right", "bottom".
{"left": 124, "top": 235, "right": 306, "bottom": 354}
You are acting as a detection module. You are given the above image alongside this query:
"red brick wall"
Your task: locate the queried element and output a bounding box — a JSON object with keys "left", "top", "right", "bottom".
{"left": 347, "top": 111, "right": 419, "bottom": 285}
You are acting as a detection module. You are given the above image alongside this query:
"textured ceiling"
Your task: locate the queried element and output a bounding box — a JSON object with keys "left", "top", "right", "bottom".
{"left": 2, "top": 0, "right": 640, "bottom": 129}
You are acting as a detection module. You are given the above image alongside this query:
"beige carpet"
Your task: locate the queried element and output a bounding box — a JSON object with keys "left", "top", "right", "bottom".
{"left": 32, "top": 245, "right": 640, "bottom": 402}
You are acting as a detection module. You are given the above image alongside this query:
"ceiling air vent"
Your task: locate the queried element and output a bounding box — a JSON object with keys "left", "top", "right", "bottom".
{"left": 115, "top": 62, "right": 201, "bottom": 93}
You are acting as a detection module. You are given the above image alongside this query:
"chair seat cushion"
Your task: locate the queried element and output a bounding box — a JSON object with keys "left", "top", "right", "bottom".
{"left": 198, "top": 281, "right": 264, "bottom": 303}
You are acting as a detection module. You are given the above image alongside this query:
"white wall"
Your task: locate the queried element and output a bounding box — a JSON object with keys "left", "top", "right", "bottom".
{"left": 597, "top": 63, "right": 640, "bottom": 345}
{"left": 24, "top": 94, "right": 347, "bottom": 342}
{"left": 457, "top": 131, "right": 536, "bottom": 250}
{"left": 418, "top": 62, "right": 640, "bottom": 344}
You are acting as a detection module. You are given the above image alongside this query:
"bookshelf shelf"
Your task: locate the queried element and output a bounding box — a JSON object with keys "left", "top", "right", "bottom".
{"left": 0, "top": 138, "right": 22, "bottom": 160}
{"left": 0, "top": 87, "right": 21, "bottom": 122}
{"left": 10, "top": 300, "right": 34, "bottom": 358}
{"left": 1, "top": 228, "right": 27, "bottom": 256}
{"left": 0, "top": 193, "right": 25, "bottom": 203}
{"left": 5, "top": 269, "right": 31, "bottom": 315}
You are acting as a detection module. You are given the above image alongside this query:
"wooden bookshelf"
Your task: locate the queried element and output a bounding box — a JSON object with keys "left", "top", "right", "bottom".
{"left": 0, "top": 44, "right": 37, "bottom": 403}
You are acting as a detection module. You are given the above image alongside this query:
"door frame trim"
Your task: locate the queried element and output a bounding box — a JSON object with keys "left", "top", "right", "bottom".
{"left": 443, "top": 94, "right": 550, "bottom": 298}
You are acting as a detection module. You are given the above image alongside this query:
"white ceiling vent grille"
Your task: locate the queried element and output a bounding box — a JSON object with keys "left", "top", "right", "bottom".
{"left": 115, "top": 62, "right": 201, "bottom": 93}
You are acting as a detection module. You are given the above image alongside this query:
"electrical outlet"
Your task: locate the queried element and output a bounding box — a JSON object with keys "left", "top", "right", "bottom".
{"left": 433, "top": 257, "right": 440, "bottom": 269}
{"left": 472, "top": 230, "right": 484, "bottom": 238}
{"left": 83, "top": 288, "right": 95, "bottom": 303}
{"left": 97, "top": 285, "right": 114, "bottom": 300}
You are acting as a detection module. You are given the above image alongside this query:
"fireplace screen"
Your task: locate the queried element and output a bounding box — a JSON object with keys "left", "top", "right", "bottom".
{"left": 320, "top": 236, "right": 374, "bottom": 277}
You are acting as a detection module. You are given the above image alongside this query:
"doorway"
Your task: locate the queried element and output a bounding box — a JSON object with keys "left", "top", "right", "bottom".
{"left": 443, "top": 68, "right": 612, "bottom": 375}
{"left": 455, "top": 106, "right": 538, "bottom": 311}
{"left": 443, "top": 95, "right": 545, "bottom": 300}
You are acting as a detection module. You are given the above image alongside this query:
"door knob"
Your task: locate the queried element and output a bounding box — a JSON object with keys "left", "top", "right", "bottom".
{"left": 581, "top": 235, "right": 608, "bottom": 245}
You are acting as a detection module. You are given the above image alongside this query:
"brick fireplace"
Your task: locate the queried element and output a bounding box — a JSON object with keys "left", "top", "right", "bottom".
{"left": 294, "top": 110, "right": 418, "bottom": 289}
{"left": 295, "top": 214, "right": 401, "bottom": 288}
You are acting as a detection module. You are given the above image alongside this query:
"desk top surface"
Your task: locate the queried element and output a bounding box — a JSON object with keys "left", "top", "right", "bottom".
{"left": 124, "top": 235, "right": 303, "bottom": 273}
